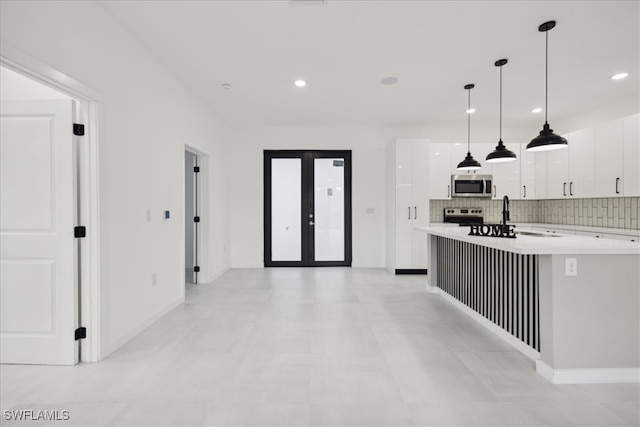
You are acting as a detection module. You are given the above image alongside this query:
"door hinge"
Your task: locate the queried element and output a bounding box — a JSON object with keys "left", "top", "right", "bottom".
{"left": 75, "top": 327, "right": 87, "bottom": 340}
{"left": 194, "top": 166, "right": 200, "bottom": 173}
{"left": 193, "top": 266, "right": 200, "bottom": 272}
{"left": 73, "top": 123, "right": 85, "bottom": 136}
{"left": 74, "top": 226, "right": 87, "bottom": 238}
{"left": 194, "top": 216, "right": 200, "bottom": 223}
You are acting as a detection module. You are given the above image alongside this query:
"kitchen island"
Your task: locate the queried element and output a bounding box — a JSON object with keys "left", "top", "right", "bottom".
{"left": 417, "top": 224, "right": 640, "bottom": 384}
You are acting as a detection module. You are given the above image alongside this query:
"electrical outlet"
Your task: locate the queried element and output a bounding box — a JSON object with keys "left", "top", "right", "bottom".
{"left": 151, "top": 273, "right": 157, "bottom": 286}
{"left": 565, "top": 258, "right": 577, "bottom": 276}
{"left": 146, "top": 209, "right": 152, "bottom": 222}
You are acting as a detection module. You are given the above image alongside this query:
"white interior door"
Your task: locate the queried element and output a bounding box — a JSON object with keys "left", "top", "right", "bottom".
{"left": 0, "top": 100, "right": 79, "bottom": 365}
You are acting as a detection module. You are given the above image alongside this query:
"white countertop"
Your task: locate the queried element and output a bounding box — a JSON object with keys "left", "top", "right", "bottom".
{"left": 515, "top": 223, "right": 640, "bottom": 237}
{"left": 418, "top": 223, "right": 640, "bottom": 255}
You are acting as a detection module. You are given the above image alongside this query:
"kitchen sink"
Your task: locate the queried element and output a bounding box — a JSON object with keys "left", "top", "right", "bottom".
{"left": 515, "top": 231, "right": 563, "bottom": 237}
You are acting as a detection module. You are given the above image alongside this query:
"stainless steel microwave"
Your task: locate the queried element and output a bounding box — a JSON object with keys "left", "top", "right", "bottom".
{"left": 451, "top": 175, "right": 493, "bottom": 198}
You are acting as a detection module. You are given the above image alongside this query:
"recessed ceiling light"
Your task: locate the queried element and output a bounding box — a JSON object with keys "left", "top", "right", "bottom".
{"left": 381, "top": 76, "right": 399, "bottom": 85}
{"left": 466, "top": 108, "right": 476, "bottom": 114}
{"left": 294, "top": 79, "right": 306, "bottom": 87}
{"left": 221, "top": 83, "right": 232, "bottom": 90}
{"left": 531, "top": 108, "right": 543, "bottom": 113}
{"left": 611, "top": 72, "right": 628, "bottom": 80}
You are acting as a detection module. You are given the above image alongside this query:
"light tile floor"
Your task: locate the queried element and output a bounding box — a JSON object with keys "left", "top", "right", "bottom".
{"left": 1, "top": 268, "right": 638, "bottom": 426}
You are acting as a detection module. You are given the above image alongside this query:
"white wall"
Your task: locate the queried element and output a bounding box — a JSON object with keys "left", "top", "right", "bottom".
{"left": 1, "top": 1, "right": 230, "bottom": 358}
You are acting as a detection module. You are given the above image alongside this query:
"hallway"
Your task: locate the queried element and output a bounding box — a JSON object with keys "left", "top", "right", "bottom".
{"left": 1, "top": 268, "right": 637, "bottom": 426}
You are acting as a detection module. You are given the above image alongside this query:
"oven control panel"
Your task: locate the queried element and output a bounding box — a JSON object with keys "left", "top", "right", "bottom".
{"left": 443, "top": 207, "right": 484, "bottom": 223}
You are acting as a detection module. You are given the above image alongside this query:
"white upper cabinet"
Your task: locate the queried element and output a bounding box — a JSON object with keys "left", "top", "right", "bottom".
{"left": 533, "top": 152, "right": 547, "bottom": 199}
{"left": 623, "top": 114, "right": 639, "bottom": 197}
{"left": 520, "top": 146, "right": 536, "bottom": 199}
{"left": 593, "top": 113, "right": 638, "bottom": 197}
{"left": 490, "top": 143, "right": 521, "bottom": 199}
{"left": 568, "top": 127, "right": 595, "bottom": 198}
{"left": 546, "top": 129, "right": 595, "bottom": 198}
{"left": 546, "top": 138, "right": 569, "bottom": 198}
{"left": 594, "top": 118, "right": 624, "bottom": 197}
{"left": 428, "top": 143, "right": 452, "bottom": 199}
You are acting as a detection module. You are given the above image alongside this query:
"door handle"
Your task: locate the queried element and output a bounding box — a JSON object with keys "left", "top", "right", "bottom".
{"left": 563, "top": 182, "right": 567, "bottom": 196}
{"left": 569, "top": 182, "right": 573, "bottom": 196}
{"left": 616, "top": 177, "right": 620, "bottom": 194}
{"left": 523, "top": 185, "right": 527, "bottom": 198}
{"left": 414, "top": 207, "right": 417, "bottom": 220}
{"left": 493, "top": 185, "right": 496, "bottom": 197}
{"left": 447, "top": 185, "right": 450, "bottom": 198}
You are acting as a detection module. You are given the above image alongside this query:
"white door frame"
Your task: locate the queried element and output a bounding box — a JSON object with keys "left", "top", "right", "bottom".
{"left": 1, "top": 46, "right": 102, "bottom": 363}
{"left": 184, "top": 143, "right": 210, "bottom": 284}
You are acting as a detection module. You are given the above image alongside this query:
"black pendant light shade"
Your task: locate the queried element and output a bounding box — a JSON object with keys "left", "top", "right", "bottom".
{"left": 527, "top": 122, "right": 568, "bottom": 151}
{"left": 486, "top": 140, "right": 518, "bottom": 162}
{"left": 526, "top": 20, "right": 568, "bottom": 152}
{"left": 457, "top": 84, "right": 482, "bottom": 171}
{"left": 457, "top": 152, "right": 482, "bottom": 170}
{"left": 487, "top": 59, "right": 517, "bottom": 163}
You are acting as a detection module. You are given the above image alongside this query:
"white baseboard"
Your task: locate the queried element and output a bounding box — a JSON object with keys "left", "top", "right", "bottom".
{"left": 103, "top": 295, "right": 184, "bottom": 359}
{"left": 426, "top": 284, "right": 439, "bottom": 294}
{"left": 209, "top": 265, "right": 230, "bottom": 282}
{"left": 230, "top": 263, "right": 264, "bottom": 269}
{"left": 437, "top": 288, "right": 540, "bottom": 361}
{"left": 536, "top": 360, "right": 640, "bottom": 384}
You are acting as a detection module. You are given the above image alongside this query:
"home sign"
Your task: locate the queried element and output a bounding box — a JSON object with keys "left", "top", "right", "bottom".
{"left": 468, "top": 224, "right": 517, "bottom": 239}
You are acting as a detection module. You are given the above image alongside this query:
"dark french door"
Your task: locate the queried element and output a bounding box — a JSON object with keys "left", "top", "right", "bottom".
{"left": 264, "top": 150, "right": 352, "bottom": 267}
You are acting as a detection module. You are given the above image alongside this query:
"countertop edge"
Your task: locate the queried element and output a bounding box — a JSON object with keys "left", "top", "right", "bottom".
{"left": 416, "top": 225, "right": 640, "bottom": 255}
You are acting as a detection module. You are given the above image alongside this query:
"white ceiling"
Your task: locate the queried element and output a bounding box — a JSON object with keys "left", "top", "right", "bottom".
{"left": 100, "top": 0, "right": 638, "bottom": 128}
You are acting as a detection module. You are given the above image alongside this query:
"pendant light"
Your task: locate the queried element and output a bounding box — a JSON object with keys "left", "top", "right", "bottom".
{"left": 486, "top": 59, "right": 517, "bottom": 163}
{"left": 457, "top": 84, "right": 482, "bottom": 171}
{"left": 526, "top": 20, "right": 567, "bottom": 152}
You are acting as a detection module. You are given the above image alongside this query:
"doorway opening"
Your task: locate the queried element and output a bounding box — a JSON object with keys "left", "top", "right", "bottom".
{"left": 185, "top": 146, "right": 207, "bottom": 284}
{"left": 0, "top": 62, "right": 100, "bottom": 364}
{"left": 264, "top": 150, "right": 352, "bottom": 267}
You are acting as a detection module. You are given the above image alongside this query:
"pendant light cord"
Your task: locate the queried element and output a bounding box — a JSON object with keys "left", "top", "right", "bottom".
{"left": 467, "top": 87, "right": 471, "bottom": 154}
{"left": 545, "top": 29, "right": 549, "bottom": 124}
{"left": 499, "top": 64, "right": 502, "bottom": 141}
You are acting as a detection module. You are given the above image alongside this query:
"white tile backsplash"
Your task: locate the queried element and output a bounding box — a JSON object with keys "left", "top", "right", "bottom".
{"left": 430, "top": 197, "right": 640, "bottom": 230}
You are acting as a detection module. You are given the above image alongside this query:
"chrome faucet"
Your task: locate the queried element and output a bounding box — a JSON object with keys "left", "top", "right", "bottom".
{"left": 502, "top": 195, "right": 510, "bottom": 230}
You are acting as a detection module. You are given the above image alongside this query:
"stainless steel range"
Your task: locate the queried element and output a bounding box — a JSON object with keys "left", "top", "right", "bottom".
{"left": 443, "top": 207, "right": 484, "bottom": 225}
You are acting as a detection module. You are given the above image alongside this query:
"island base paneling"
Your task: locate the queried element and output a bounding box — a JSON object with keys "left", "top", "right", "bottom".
{"left": 435, "top": 236, "right": 540, "bottom": 351}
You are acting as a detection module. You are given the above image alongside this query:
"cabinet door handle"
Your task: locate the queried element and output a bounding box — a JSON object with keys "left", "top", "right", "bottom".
{"left": 616, "top": 177, "right": 620, "bottom": 194}
{"left": 523, "top": 185, "right": 527, "bottom": 198}
{"left": 563, "top": 182, "right": 567, "bottom": 196}
{"left": 493, "top": 185, "right": 496, "bottom": 197}
{"left": 414, "top": 207, "right": 417, "bottom": 220}
{"left": 408, "top": 207, "right": 411, "bottom": 220}
{"left": 570, "top": 182, "right": 573, "bottom": 196}
{"left": 447, "top": 185, "right": 450, "bottom": 198}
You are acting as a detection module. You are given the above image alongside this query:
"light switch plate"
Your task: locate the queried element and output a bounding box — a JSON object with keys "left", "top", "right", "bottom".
{"left": 565, "top": 258, "right": 577, "bottom": 276}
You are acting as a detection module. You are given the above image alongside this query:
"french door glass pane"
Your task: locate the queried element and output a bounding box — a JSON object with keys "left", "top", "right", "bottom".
{"left": 314, "top": 158, "right": 345, "bottom": 261}
{"left": 271, "top": 158, "right": 301, "bottom": 261}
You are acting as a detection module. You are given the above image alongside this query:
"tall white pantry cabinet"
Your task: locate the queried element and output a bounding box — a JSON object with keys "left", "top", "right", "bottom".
{"left": 386, "top": 139, "right": 429, "bottom": 274}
